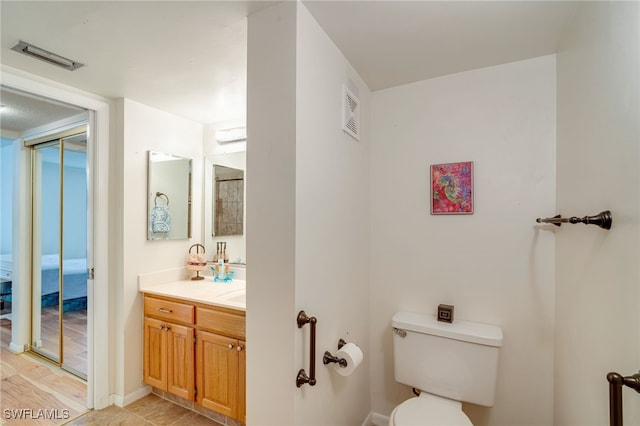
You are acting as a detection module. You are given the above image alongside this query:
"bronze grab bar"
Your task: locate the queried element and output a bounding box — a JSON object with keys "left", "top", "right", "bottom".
{"left": 607, "top": 371, "right": 640, "bottom": 426}
{"left": 296, "top": 311, "right": 317, "bottom": 387}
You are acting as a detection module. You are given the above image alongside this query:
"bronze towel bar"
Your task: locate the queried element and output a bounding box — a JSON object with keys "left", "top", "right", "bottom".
{"left": 536, "top": 210, "right": 612, "bottom": 230}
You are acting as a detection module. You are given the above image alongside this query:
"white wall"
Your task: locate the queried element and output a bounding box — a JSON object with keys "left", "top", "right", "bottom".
{"left": 294, "top": 4, "right": 371, "bottom": 425}
{"left": 246, "top": 3, "right": 372, "bottom": 424}
{"left": 555, "top": 2, "right": 640, "bottom": 425}
{"left": 113, "top": 98, "right": 203, "bottom": 402}
{"left": 246, "top": 3, "right": 297, "bottom": 423}
{"left": 370, "top": 56, "right": 557, "bottom": 425}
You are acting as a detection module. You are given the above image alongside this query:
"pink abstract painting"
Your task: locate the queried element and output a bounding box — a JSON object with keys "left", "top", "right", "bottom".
{"left": 431, "top": 161, "right": 474, "bottom": 214}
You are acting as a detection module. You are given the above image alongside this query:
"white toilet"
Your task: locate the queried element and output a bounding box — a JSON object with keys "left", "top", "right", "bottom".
{"left": 389, "top": 311, "right": 503, "bottom": 426}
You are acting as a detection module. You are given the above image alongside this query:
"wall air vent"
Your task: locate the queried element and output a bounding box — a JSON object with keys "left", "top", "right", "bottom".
{"left": 342, "top": 86, "right": 360, "bottom": 140}
{"left": 11, "top": 40, "right": 84, "bottom": 71}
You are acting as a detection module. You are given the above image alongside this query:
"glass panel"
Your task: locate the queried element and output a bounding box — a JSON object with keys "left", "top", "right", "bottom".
{"left": 61, "top": 134, "right": 88, "bottom": 378}
{"left": 32, "top": 143, "right": 61, "bottom": 362}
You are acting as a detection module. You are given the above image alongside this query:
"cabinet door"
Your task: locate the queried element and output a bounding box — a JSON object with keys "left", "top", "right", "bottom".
{"left": 144, "top": 317, "right": 167, "bottom": 390}
{"left": 196, "top": 330, "right": 238, "bottom": 418}
{"left": 237, "top": 340, "right": 246, "bottom": 424}
{"left": 167, "top": 323, "right": 195, "bottom": 400}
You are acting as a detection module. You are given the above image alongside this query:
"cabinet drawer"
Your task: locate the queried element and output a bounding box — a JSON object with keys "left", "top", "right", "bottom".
{"left": 145, "top": 296, "right": 194, "bottom": 325}
{"left": 197, "top": 307, "right": 245, "bottom": 340}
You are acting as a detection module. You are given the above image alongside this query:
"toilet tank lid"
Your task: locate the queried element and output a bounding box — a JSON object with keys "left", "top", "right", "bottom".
{"left": 392, "top": 311, "right": 503, "bottom": 347}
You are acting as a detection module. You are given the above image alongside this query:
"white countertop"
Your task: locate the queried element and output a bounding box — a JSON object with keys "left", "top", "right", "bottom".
{"left": 139, "top": 278, "right": 246, "bottom": 311}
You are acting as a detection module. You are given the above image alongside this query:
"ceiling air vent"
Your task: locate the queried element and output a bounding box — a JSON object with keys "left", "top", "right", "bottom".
{"left": 342, "top": 86, "right": 360, "bottom": 140}
{"left": 11, "top": 40, "right": 84, "bottom": 71}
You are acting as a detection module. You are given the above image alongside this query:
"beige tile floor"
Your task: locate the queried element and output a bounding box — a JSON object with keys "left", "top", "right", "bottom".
{"left": 65, "top": 394, "right": 222, "bottom": 426}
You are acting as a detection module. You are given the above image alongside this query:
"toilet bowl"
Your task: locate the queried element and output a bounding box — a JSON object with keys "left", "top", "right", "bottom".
{"left": 388, "top": 392, "right": 472, "bottom": 426}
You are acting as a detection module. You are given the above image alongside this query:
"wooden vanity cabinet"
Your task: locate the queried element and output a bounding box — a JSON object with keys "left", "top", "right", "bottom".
{"left": 143, "top": 297, "right": 195, "bottom": 401}
{"left": 196, "top": 306, "right": 246, "bottom": 423}
{"left": 143, "top": 294, "right": 246, "bottom": 423}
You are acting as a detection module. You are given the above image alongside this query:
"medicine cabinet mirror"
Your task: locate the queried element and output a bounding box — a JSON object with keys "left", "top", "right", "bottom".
{"left": 147, "top": 151, "right": 192, "bottom": 240}
{"left": 204, "top": 151, "right": 246, "bottom": 263}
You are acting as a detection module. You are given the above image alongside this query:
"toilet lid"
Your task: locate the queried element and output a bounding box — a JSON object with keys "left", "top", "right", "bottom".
{"left": 392, "top": 397, "right": 472, "bottom": 426}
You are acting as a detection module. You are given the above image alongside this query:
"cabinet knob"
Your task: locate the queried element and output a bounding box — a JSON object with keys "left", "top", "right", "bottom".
{"left": 159, "top": 325, "right": 165, "bottom": 330}
{"left": 165, "top": 326, "right": 171, "bottom": 332}
{"left": 237, "top": 345, "right": 243, "bottom": 352}
{"left": 228, "top": 343, "right": 234, "bottom": 350}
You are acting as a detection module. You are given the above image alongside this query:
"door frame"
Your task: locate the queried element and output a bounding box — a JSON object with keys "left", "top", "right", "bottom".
{"left": 2, "top": 68, "right": 111, "bottom": 409}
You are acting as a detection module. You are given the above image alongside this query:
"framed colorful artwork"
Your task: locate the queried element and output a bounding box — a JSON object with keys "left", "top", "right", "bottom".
{"left": 430, "top": 161, "right": 474, "bottom": 214}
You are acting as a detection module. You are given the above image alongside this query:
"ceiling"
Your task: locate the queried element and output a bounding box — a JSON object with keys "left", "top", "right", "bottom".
{"left": 303, "top": 1, "right": 579, "bottom": 91}
{"left": 0, "top": 87, "right": 86, "bottom": 135}
{"left": 1, "top": 1, "right": 579, "bottom": 133}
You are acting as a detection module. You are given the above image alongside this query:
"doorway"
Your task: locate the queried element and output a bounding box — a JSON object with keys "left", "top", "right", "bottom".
{"left": 1, "top": 72, "right": 111, "bottom": 410}
{"left": 28, "top": 127, "right": 88, "bottom": 379}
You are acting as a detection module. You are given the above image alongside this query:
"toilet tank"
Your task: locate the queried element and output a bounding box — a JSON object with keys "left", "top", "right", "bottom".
{"left": 391, "top": 311, "right": 503, "bottom": 407}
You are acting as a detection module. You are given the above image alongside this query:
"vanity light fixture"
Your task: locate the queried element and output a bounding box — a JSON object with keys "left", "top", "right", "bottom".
{"left": 215, "top": 127, "right": 246, "bottom": 144}
{"left": 11, "top": 40, "right": 84, "bottom": 71}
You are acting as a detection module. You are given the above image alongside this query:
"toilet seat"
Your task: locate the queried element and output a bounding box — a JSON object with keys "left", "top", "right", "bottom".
{"left": 389, "top": 394, "right": 472, "bottom": 426}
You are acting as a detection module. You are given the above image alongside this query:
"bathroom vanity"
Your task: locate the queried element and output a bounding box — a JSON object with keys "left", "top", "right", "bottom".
{"left": 140, "top": 278, "right": 246, "bottom": 423}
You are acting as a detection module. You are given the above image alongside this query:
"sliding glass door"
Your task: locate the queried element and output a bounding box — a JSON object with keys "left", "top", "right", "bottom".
{"left": 30, "top": 128, "right": 88, "bottom": 379}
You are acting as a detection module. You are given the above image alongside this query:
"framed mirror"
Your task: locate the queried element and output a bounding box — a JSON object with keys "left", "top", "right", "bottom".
{"left": 204, "top": 151, "right": 246, "bottom": 263}
{"left": 147, "top": 151, "right": 192, "bottom": 240}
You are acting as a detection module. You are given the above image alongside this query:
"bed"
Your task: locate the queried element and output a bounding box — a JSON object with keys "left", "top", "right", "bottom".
{"left": 0, "top": 253, "right": 88, "bottom": 311}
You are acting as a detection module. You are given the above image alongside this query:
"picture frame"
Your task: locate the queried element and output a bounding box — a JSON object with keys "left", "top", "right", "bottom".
{"left": 430, "top": 161, "right": 474, "bottom": 214}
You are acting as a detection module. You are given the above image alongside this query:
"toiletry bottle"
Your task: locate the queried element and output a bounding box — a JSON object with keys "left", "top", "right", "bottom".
{"left": 222, "top": 243, "right": 229, "bottom": 279}
{"left": 218, "top": 255, "right": 224, "bottom": 280}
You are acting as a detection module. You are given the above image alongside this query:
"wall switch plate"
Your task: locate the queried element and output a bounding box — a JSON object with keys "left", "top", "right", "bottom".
{"left": 437, "top": 304, "right": 454, "bottom": 323}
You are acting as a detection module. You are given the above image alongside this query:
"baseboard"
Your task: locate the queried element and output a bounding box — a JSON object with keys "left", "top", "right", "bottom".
{"left": 361, "top": 411, "right": 373, "bottom": 426}
{"left": 9, "top": 341, "right": 25, "bottom": 353}
{"left": 113, "top": 385, "right": 151, "bottom": 408}
{"left": 371, "top": 412, "right": 389, "bottom": 426}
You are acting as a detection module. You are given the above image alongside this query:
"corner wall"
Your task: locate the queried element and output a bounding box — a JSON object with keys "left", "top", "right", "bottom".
{"left": 294, "top": 4, "right": 372, "bottom": 425}
{"left": 369, "top": 55, "right": 557, "bottom": 425}
{"left": 555, "top": 2, "right": 640, "bottom": 424}
{"left": 246, "top": 3, "right": 298, "bottom": 424}
{"left": 114, "top": 98, "right": 203, "bottom": 402}
{"left": 246, "top": 3, "right": 372, "bottom": 424}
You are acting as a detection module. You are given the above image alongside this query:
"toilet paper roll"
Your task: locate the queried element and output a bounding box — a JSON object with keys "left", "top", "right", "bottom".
{"left": 334, "top": 342, "right": 363, "bottom": 376}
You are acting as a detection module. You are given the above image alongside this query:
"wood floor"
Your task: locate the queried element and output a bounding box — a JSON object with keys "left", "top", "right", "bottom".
{"left": 0, "top": 318, "right": 87, "bottom": 425}
{"left": 1, "top": 317, "right": 221, "bottom": 426}
{"left": 35, "top": 307, "right": 87, "bottom": 377}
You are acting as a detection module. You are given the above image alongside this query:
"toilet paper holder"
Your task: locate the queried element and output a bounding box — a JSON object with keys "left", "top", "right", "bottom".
{"left": 323, "top": 339, "right": 348, "bottom": 368}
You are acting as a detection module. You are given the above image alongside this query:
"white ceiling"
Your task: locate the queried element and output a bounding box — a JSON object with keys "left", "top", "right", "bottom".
{"left": 1, "top": 1, "right": 579, "bottom": 132}
{"left": 302, "top": 1, "right": 579, "bottom": 91}
{"left": 0, "top": 87, "right": 86, "bottom": 134}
